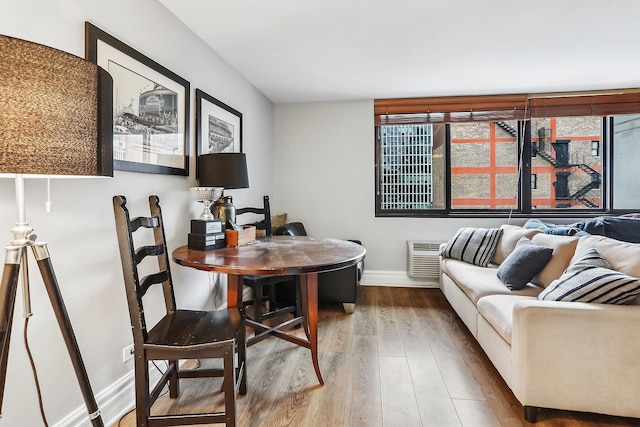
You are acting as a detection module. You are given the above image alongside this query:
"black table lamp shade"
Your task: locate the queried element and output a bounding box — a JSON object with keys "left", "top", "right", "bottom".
{"left": 198, "top": 153, "right": 249, "bottom": 189}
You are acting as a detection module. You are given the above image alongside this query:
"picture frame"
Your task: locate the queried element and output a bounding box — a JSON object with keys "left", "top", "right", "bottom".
{"left": 85, "top": 22, "right": 190, "bottom": 175}
{"left": 196, "top": 88, "right": 243, "bottom": 157}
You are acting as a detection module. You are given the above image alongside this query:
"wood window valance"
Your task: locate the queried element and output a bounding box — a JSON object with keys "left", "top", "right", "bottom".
{"left": 374, "top": 89, "right": 640, "bottom": 125}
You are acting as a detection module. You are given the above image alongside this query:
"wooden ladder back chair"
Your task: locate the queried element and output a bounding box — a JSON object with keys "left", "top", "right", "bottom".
{"left": 235, "top": 196, "right": 301, "bottom": 338}
{"left": 113, "top": 195, "right": 246, "bottom": 426}
{"left": 235, "top": 195, "right": 273, "bottom": 237}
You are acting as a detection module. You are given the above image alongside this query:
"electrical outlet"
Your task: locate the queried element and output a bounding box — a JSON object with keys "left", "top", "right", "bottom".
{"left": 122, "top": 344, "right": 134, "bottom": 363}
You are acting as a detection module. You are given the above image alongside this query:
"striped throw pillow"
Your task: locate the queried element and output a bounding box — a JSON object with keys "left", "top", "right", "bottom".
{"left": 539, "top": 249, "right": 640, "bottom": 304}
{"left": 571, "top": 248, "right": 611, "bottom": 269}
{"left": 441, "top": 227, "right": 503, "bottom": 267}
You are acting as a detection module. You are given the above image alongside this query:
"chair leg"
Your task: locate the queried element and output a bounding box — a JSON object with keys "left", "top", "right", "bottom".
{"left": 238, "top": 317, "right": 247, "bottom": 395}
{"left": 253, "top": 284, "right": 263, "bottom": 323}
{"left": 294, "top": 277, "right": 302, "bottom": 318}
{"left": 267, "top": 283, "right": 276, "bottom": 313}
{"left": 168, "top": 359, "right": 179, "bottom": 398}
{"left": 135, "top": 354, "right": 150, "bottom": 426}
{"left": 343, "top": 303, "right": 355, "bottom": 314}
{"left": 524, "top": 406, "right": 538, "bottom": 423}
{"left": 223, "top": 349, "right": 237, "bottom": 427}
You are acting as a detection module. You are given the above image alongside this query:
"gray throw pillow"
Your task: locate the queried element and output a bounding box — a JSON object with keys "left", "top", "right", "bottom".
{"left": 496, "top": 237, "right": 553, "bottom": 290}
{"left": 539, "top": 248, "right": 640, "bottom": 304}
{"left": 441, "top": 227, "right": 503, "bottom": 267}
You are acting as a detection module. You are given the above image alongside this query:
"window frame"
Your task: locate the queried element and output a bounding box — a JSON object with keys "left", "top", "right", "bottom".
{"left": 375, "top": 91, "right": 639, "bottom": 218}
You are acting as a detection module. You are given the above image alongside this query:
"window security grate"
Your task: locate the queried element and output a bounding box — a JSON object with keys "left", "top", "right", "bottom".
{"left": 379, "top": 124, "right": 433, "bottom": 210}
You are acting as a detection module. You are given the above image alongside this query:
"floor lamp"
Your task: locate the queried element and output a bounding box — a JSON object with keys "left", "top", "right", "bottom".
{"left": 0, "top": 34, "right": 113, "bottom": 426}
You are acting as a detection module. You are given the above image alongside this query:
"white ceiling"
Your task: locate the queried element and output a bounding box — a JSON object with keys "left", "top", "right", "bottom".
{"left": 159, "top": 0, "right": 640, "bottom": 104}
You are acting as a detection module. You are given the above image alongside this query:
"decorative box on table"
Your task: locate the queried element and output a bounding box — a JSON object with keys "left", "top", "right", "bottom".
{"left": 188, "top": 219, "right": 226, "bottom": 250}
{"left": 190, "top": 219, "right": 224, "bottom": 234}
{"left": 225, "top": 225, "right": 256, "bottom": 247}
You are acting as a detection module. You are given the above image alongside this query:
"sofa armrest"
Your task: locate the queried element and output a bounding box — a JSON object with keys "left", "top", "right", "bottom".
{"left": 511, "top": 300, "right": 640, "bottom": 416}
{"left": 439, "top": 242, "right": 447, "bottom": 256}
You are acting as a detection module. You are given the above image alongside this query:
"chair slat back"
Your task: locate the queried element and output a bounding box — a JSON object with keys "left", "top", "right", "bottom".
{"left": 130, "top": 216, "right": 159, "bottom": 232}
{"left": 236, "top": 195, "right": 272, "bottom": 236}
{"left": 133, "top": 244, "right": 164, "bottom": 266}
{"left": 113, "top": 195, "right": 177, "bottom": 344}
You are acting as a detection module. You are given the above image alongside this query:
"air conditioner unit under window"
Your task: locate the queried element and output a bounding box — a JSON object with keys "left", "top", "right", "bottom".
{"left": 407, "top": 240, "right": 442, "bottom": 281}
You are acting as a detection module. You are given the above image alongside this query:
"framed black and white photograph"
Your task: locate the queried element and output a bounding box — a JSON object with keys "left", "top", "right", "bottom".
{"left": 196, "top": 89, "right": 242, "bottom": 157}
{"left": 85, "top": 22, "right": 190, "bottom": 175}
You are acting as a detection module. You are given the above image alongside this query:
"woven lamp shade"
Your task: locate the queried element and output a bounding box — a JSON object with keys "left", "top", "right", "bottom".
{"left": 0, "top": 34, "right": 113, "bottom": 176}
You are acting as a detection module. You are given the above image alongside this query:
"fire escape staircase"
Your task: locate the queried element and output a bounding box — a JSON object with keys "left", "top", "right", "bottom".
{"left": 568, "top": 162, "right": 601, "bottom": 208}
{"left": 494, "top": 121, "right": 601, "bottom": 208}
{"left": 495, "top": 121, "right": 517, "bottom": 137}
{"left": 532, "top": 145, "right": 601, "bottom": 208}
{"left": 533, "top": 146, "right": 558, "bottom": 166}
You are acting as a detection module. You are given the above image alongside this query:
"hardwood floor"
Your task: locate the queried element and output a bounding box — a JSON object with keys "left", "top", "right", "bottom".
{"left": 114, "top": 286, "right": 639, "bottom": 426}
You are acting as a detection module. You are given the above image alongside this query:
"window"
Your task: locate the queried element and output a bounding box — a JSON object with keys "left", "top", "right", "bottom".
{"left": 378, "top": 124, "right": 441, "bottom": 209}
{"left": 377, "top": 123, "right": 447, "bottom": 210}
{"left": 449, "top": 121, "right": 519, "bottom": 210}
{"left": 612, "top": 114, "right": 640, "bottom": 209}
{"left": 374, "top": 91, "right": 640, "bottom": 217}
{"left": 530, "top": 116, "right": 603, "bottom": 210}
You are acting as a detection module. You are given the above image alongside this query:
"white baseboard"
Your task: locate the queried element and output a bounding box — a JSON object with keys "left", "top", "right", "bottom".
{"left": 360, "top": 270, "right": 440, "bottom": 288}
{"left": 53, "top": 366, "right": 162, "bottom": 427}
{"left": 52, "top": 371, "right": 133, "bottom": 427}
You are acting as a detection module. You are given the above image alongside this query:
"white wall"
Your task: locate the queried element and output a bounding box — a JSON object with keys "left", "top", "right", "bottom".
{"left": 0, "top": 0, "right": 273, "bottom": 425}
{"left": 273, "top": 101, "right": 514, "bottom": 282}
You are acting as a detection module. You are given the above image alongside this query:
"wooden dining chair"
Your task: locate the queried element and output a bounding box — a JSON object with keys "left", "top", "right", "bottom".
{"left": 235, "top": 196, "right": 301, "bottom": 330}
{"left": 113, "top": 195, "right": 246, "bottom": 426}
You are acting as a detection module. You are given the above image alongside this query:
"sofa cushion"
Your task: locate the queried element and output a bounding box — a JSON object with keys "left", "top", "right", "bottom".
{"left": 530, "top": 234, "right": 580, "bottom": 287}
{"left": 477, "top": 295, "right": 538, "bottom": 344}
{"left": 497, "top": 237, "right": 553, "bottom": 290}
{"left": 492, "top": 224, "right": 542, "bottom": 265}
{"left": 442, "top": 258, "right": 542, "bottom": 305}
{"left": 572, "top": 234, "right": 640, "bottom": 279}
{"left": 441, "top": 227, "right": 503, "bottom": 267}
{"left": 539, "top": 249, "right": 640, "bottom": 304}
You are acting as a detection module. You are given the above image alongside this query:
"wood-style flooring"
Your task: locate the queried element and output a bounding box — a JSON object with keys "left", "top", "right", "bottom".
{"left": 114, "top": 286, "right": 639, "bottom": 426}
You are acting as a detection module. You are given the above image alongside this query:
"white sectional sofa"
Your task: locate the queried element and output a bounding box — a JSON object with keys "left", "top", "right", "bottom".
{"left": 439, "top": 224, "right": 640, "bottom": 422}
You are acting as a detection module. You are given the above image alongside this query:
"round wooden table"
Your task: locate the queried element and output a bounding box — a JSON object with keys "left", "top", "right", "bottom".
{"left": 172, "top": 236, "right": 366, "bottom": 385}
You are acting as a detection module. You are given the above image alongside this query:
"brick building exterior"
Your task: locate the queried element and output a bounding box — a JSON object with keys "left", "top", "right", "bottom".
{"left": 449, "top": 117, "right": 601, "bottom": 209}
